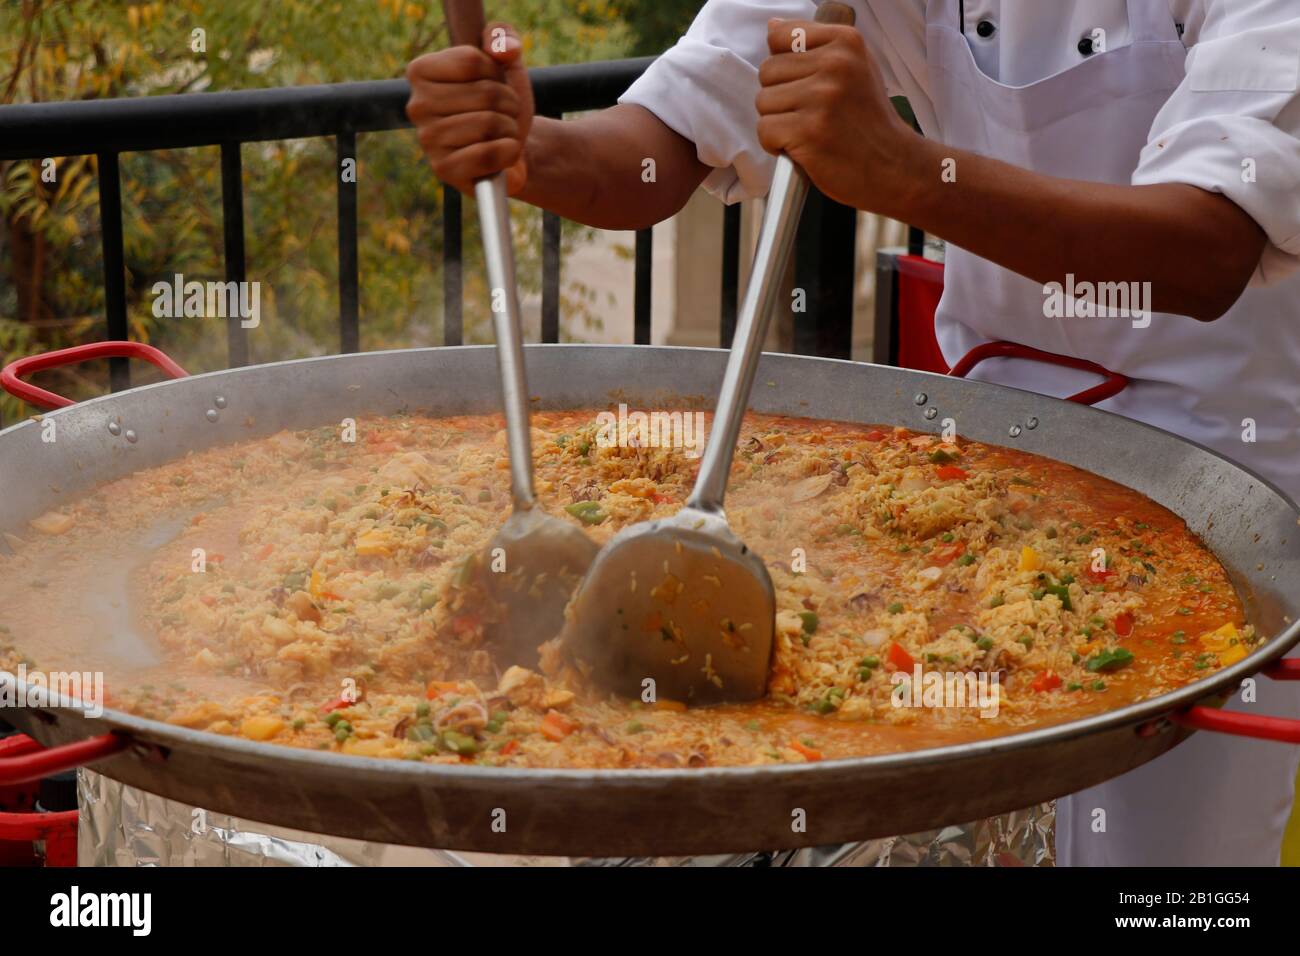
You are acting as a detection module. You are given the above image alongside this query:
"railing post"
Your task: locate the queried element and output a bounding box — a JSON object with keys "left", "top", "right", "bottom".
{"left": 336, "top": 130, "right": 360, "bottom": 354}
{"left": 720, "top": 203, "right": 741, "bottom": 348}
{"left": 539, "top": 111, "right": 562, "bottom": 345}
{"left": 221, "top": 142, "right": 250, "bottom": 368}
{"left": 542, "top": 211, "right": 562, "bottom": 344}
{"left": 793, "top": 187, "right": 856, "bottom": 360}
{"left": 634, "top": 227, "right": 652, "bottom": 345}
{"left": 874, "top": 250, "right": 901, "bottom": 367}
{"left": 96, "top": 151, "right": 129, "bottom": 391}
{"left": 442, "top": 184, "right": 463, "bottom": 346}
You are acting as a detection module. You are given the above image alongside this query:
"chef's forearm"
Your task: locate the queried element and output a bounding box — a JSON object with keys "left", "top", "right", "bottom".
{"left": 892, "top": 138, "right": 1267, "bottom": 323}
{"left": 518, "top": 106, "right": 710, "bottom": 231}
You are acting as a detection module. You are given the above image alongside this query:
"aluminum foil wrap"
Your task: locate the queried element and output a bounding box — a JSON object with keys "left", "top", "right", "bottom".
{"left": 78, "top": 770, "right": 1054, "bottom": 867}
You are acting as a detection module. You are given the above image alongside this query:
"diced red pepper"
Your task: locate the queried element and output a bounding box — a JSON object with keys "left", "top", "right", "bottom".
{"left": 789, "top": 739, "right": 823, "bottom": 762}
{"left": 1031, "top": 671, "right": 1062, "bottom": 693}
{"left": 865, "top": 430, "right": 887, "bottom": 442}
{"left": 499, "top": 740, "right": 520, "bottom": 756}
{"left": 450, "top": 613, "right": 480, "bottom": 636}
{"left": 425, "top": 680, "right": 461, "bottom": 700}
{"left": 1114, "top": 612, "right": 1135, "bottom": 637}
{"left": 935, "top": 465, "right": 969, "bottom": 481}
{"left": 321, "top": 696, "right": 352, "bottom": 713}
{"left": 887, "top": 642, "right": 915, "bottom": 671}
{"left": 933, "top": 542, "right": 966, "bottom": 566}
{"left": 540, "top": 709, "right": 579, "bottom": 741}
{"left": 1085, "top": 566, "right": 1115, "bottom": 584}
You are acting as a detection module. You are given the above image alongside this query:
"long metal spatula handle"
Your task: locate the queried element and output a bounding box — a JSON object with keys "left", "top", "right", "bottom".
{"left": 478, "top": 175, "right": 536, "bottom": 511}
{"left": 686, "top": 1, "right": 856, "bottom": 513}
{"left": 442, "top": 0, "right": 535, "bottom": 510}
{"left": 686, "top": 157, "right": 809, "bottom": 513}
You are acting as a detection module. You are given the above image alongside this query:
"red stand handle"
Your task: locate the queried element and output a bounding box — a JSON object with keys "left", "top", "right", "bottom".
{"left": 1175, "top": 707, "right": 1300, "bottom": 744}
{"left": 1265, "top": 658, "right": 1300, "bottom": 681}
{"left": 1, "top": 341, "right": 188, "bottom": 410}
{"left": 0, "top": 733, "right": 128, "bottom": 785}
{"left": 0, "top": 809, "right": 79, "bottom": 843}
{"left": 1173, "top": 658, "right": 1300, "bottom": 743}
{"left": 948, "top": 341, "right": 1129, "bottom": 406}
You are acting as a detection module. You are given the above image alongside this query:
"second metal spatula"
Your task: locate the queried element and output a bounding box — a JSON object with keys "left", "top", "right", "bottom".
{"left": 560, "top": 2, "right": 858, "bottom": 705}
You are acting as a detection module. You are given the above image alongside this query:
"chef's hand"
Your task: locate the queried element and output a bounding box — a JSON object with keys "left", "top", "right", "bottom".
{"left": 757, "top": 18, "right": 921, "bottom": 215}
{"left": 406, "top": 22, "right": 534, "bottom": 196}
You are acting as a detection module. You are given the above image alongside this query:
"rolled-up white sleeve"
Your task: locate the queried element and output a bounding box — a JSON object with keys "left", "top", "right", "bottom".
{"left": 619, "top": 0, "right": 818, "bottom": 203}
{"left": 619, "top": 0, "right": 926, "bottom": 204}
{"left": 1133, "top": 4, "right": 1300, "bottom": 285}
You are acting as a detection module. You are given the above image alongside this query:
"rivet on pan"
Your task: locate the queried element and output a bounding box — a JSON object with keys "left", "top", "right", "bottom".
{"left": 205, "top": 409, "right": 220, "bottom": 423}
{"left": 124, "top": 429, "right": 138, "bottom": 444}
{"left": 1136, "top": 718, "right": 1169, "bottom": 738}
{"left": 913, "top": 393, "right": 927, "bottom": 406}
{"left": 1008, "top": 425, "right": 1022, "bottom": 438}
{"left": 214, "top": 395, "right": 228, "bottom": 409}
{"left": 923, "top": 407, "right": 938, "bottom": 421}
{"left": 1026, "top": 417, "right": 1039, "bottom": 430}
{"left": 107, "top": 422, "right": 121, "bottom": 437}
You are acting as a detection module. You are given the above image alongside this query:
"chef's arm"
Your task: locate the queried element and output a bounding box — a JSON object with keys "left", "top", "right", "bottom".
{"left": 894, "top": 139, "right": 1267, "bottom": 323}
{"left": 757, "top": 19, "right": 1268, "bottom": 323}
{"left": 518, "top": 107, "right": 710, "bottom": 231}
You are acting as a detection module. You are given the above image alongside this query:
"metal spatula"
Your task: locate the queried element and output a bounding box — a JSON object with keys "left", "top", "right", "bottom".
{"left": 561, "top": 1, "right": 857, "bottom": 705}
{"left": 442, "top": 0, "right": 597, "bottom": 667}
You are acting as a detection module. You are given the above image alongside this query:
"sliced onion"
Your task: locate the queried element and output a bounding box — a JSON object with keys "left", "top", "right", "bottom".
{"left": 790, "top": 472, "right": 835, "bottom": 503}
{"left": 860, "top": 628, "right": 889, "bottom": 647}
{"left": 915, "top": 566, "right": 944, "bottom": 589}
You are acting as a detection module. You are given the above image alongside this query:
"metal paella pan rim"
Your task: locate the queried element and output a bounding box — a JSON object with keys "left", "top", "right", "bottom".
{"left": 11, "top": 619, "right": 1298, "bottom": 780}
{"left": 3, "top": 344, "right": 1298, "bottom": 855}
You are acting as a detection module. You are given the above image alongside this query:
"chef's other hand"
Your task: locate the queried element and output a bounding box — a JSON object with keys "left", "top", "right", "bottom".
{"left": 757, "top": 18, "right": 919, "bottom": 214}
{"left": 406, "top": 22, "right": 534, "bottom": 196}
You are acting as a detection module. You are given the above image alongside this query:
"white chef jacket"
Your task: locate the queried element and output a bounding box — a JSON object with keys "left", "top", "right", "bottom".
{"left": 619, "top": 0, "right": 1300, "bottom": 866}
{"left": 620, "top": 0, "right": 1300, "bottom": 285}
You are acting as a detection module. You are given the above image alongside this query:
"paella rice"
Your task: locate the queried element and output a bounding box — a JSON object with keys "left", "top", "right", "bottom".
{"left": 0, "top": 410, "right": 1254, "bottom": 768}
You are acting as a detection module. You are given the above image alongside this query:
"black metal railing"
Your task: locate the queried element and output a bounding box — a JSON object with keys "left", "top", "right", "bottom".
{"left": 0, "top": 57, "right": 857, "bottom": 390}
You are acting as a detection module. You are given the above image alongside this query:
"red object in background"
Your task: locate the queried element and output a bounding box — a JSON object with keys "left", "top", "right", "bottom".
{"left": 891, "top": 254, "right": 1129, "bottom": 407}
{"left": 0, "top": 725, "right": 40, "bottom": 865}
{"left": 894, "top": 255, "right": 950, "bottom": 374}
{"left": 0, "top": 732, "right": 125, "bottom": 785}
{"left": 0, "top": 733, "right": 90, "bottom": 867}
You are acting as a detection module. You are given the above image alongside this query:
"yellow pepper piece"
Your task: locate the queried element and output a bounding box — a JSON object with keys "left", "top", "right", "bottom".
{"left": 1019, "top": 546, "right": 1039, "bottom": 572}
{"left": 30, "top": 511, "right": 75, "bottom": 535}
{"left": 342, "top": 737, "right": 389, "bottom": 757}
{"left": 355, "top": 529, "right": 394, "bottom": 556}
{"left": 653, "top": 698, "right": 688, "bottom": 712}
{"left": 240, "top": 715, "right": 285, "bottom": 741}
{"left": 1218, "top": 644, "right": 1248, "bottom": 666}
{"left": 1199, "top": 622, "right": 1238, "bottom": 652}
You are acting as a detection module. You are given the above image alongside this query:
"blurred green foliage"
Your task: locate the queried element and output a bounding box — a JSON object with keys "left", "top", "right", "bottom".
{"left": 0, "top": 0, "right": 641, "bottom": 421}
{"left": 604, "top": 0, "right": 704, "bottom": 56}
